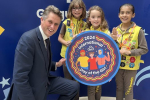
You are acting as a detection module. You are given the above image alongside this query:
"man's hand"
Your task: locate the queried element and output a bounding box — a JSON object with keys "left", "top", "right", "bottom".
{"left": 56, "top": 58, "right": 66, "bottom": 67}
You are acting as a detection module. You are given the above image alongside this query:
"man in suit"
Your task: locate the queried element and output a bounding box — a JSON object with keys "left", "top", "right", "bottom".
{"left": 7, "top": 5, "right": 80, "bottom": 100}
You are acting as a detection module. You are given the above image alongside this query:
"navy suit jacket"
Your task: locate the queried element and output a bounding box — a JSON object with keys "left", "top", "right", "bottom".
{"left": 7, "top": 27, "right": 56, "bottom": 100}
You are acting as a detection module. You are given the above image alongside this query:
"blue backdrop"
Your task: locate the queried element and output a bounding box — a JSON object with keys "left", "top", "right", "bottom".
{"left": 0, "top": 0, "right": 149, "bottom": 100}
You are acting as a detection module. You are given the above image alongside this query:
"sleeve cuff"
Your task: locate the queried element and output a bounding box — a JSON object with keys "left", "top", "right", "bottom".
{"left": 55, "top": 65, "right": 57, "bottom": 70}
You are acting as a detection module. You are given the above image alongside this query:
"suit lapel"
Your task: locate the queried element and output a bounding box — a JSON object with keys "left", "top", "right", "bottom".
{"left": 35, "top": 27, "right": 49, "bottom": 72}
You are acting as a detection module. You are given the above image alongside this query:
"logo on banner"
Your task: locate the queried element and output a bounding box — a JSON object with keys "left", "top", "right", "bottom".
{"left": 0, "top": 77, "right": 10, "bottom": 100}
{"left": 66, "top": 31, "right": 121, "bottom": 86}
{"left": 134, "top": 65, "right": 150, "bottom": 86}
{"left": 66, "top": 0, "right": 72, "bottom": 3}
{"left": 37, "top": 0, "right": 73, "bottom": 20}
{"left": 0, "top": 26, "right": 5, "bottom": 35}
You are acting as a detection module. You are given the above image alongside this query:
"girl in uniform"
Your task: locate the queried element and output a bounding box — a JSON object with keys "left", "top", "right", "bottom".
{"left": 111, "top": 3, "right": 148, "bottom": 100}
{"left": 86, "top": 5, "right": 110, "bottom": 100}
{"left": 58, "top": 0, "right": 86, "bottom": 99}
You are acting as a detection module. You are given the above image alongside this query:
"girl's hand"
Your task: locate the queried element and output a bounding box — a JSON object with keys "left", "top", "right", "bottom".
{"left": 65, "top": 41, "right": 71, "bottom": 47}
{"left": 81, "top": 30, "right": 85, "bottom": 33}
{"left": 112, "top": 27, "right": 118, "bottom": 35}
{"left": 73, "top": 34, "right": 77, "bottom": 39}
{"left": 111, "top": 27, "right": 118, "bottom": 40}
{"left": 120, "top": 47, "right": 131, "bottom": 55}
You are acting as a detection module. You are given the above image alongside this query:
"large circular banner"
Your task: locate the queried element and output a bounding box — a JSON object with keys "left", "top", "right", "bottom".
{"left": 66, "top": 31, "right": 121, "bottom": 86}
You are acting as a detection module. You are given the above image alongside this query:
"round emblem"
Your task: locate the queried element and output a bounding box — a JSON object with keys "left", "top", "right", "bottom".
{"left": 125, "top": 60, "right": 130, "bottom": 65}
{"left": 120, "top": 62, "right": 125, "bottom": 67}
{"left": 66, "top": 31, "right": 121, "bottom": 86}
{"left": 129, "top": 63, "right": 135, "bottom": 68}
{"left": 131, "top": 45, "right": 135, "bottom": 50}
{"left": 123, "top": 40, "right": 127, "bottom": 44}
{"left": 130, "top": 57, "right": 136, "bottom": 63}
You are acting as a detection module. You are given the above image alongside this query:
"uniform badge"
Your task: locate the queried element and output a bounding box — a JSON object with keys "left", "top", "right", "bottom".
{"left": 131, "top": 45, "right": 135, "bottom": 50}
{"left": 128, "top": 42, "right": 132, "bottom": 46}
{"left": 123, "top": 40, "right": 127, "bottom": 44}
{"left": 125, "top": 60, "right": 130, "bottom": 65}
{"left": 132, "top": 40, "right": 136, "bottom": 45}
{"left": 130, "top": 57, "right": 136, "bottom": 63}
{"left": 67, "top": 20, "right": 70, "bottom": 26}
{"left": 122, "top": 56, "right": 126, "bottom": 60}
{"left": 129, "top": 63, "right": 135, "bottom": 68}
{"left": 120, "top": 62, "right": 125, "bottom": 67}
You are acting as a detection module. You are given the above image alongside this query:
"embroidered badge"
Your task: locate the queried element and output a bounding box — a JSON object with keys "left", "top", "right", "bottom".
{"left": 67, "top": 28, "right": 73, "bottom": 37}
{"left": 129, "top": 63, "right": 135, "bottom": 68}
{"left": 67, "top": 20, "right": 70, "bottom": 26}
{"left": 131, "top": 45, "right": 135, "bottom": 50}
{"left": 66, "top": 31, "right": 121, "bottom": 86}
{"left": 120, "top": 62, "right": 125, "bottom": 67}
{"left": 122, "top": 55, "right": 126, "bottom": 60}
{"left": 132, "top": 40, "right": 136, "bottom": 45}
{"left": 125, "top": 60, "right": 130, "bottom": 65}
{"left": 130, "top": 57, "right": 136, "bottom": 63}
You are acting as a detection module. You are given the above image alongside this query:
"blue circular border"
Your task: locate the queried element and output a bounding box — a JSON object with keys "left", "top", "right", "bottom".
{"left": 66, "top": 30, "right": 121, "bottom": 86}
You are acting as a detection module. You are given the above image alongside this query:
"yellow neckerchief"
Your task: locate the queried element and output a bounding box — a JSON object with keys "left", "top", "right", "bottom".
{"left": 117, "top": 23, "right": 136, "bottom": 50}
{"left": 70, "top": 17, "right": 83, "bottom": 35}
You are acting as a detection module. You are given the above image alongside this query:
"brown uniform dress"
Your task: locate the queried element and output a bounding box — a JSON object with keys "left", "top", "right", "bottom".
{"left": 115, "top": 23, "right": 148, "bottom": 100}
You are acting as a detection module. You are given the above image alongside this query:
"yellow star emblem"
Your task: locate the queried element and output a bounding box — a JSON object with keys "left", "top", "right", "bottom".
{"left": 0, "top": 26, "right": 5, "bottom": 35}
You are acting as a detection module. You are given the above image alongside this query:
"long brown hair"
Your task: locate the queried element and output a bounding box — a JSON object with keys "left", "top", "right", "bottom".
{"left": 86, "top": 6, "right": 108, "bottom": 31}
{"left": 67, "top": 0, "right": 86, "bottom": 20}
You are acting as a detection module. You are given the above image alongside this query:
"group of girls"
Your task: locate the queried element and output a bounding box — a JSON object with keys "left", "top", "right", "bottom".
{"left": 58, "top": 0, "right": 148, "bottom": 100}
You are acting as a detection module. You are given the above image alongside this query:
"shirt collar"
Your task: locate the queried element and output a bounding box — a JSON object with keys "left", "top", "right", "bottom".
{"left": 71, "top": 17, "right": 82, "bottom": 23}
{"left": 39, "top": 25, "right": 49, "bottom": 41}
{"left": 118, "top": 22, "right": 135, "bottom": 32}
{"left": 90, "top": 26, "right": 101, "bottom": 31}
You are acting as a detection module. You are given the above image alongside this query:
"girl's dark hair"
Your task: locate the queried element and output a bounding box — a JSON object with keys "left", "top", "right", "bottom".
{"left": 119, "top": 4, "right": 135, "bottom": 14}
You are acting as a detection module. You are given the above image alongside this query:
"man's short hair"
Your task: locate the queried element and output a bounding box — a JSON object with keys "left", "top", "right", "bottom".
{"left": 42, "top": 5, "right": 62, "bottom": 20}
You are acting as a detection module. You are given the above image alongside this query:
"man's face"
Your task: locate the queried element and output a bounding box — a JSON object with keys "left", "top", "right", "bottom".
{"left": 41, "top": 12, "right": 61, "bottom": 37}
